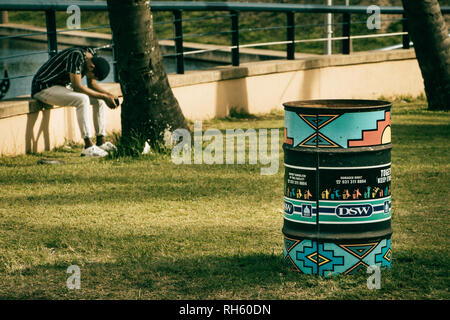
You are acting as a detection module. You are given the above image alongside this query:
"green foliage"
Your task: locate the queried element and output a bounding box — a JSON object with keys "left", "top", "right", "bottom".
{"left": 0, "top": 97, "right": 448, "bottom": 299}
{"left": 112, "top": 130, "right": 147, "bottom": 158}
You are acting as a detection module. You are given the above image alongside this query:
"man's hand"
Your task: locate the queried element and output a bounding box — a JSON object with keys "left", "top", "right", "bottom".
{"left": 103, "top": 95, "right": 118, "bottom": 109}
{"left": 71, "top": 72, "right": 121, "bottom": 109}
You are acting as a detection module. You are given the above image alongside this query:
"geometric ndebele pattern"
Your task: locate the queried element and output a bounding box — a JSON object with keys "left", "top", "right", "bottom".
{"left": 296, "top": 114, "right": 341, "bottom": 148}
{"left": 283, "top": 236, "right": 392, "bottom": 277}
{"left": 284, "top": 110, "right": 391, "bottom": 149}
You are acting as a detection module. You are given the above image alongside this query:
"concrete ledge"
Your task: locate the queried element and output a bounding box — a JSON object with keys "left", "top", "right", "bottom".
{"left": 0, "top": 83, "right": 122, "bottom": 120}
{"left": 168, "top": 49, "right": 417, "bottom": 88}
{"left": 0, "top": 97, "right": 43, "bottom": 119}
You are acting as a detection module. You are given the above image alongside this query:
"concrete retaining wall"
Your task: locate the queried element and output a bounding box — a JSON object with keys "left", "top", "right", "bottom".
{"left": 170, "top": 50, "right": 424, "bottom": 119}
{"left": 0, "top": 49, "right": 424, "bottom": 156}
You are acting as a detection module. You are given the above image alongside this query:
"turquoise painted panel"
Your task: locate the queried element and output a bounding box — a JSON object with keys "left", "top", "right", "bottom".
{"left": 319, "top": 110, "right": 386, "bottom": 148}
{"left": 284, "top": 238, "right": 317, "bottom": 275}
{"left": 284, "top": 109, "right": 391, "bottom": 149}
{"left": 284, "top": 237, "right": 392, "bottom": 277}
{"left": 284, "top": 110, "right": 315, "bottom": 147}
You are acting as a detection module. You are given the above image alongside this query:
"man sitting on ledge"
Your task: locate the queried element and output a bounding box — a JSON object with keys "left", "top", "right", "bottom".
{"left": 31, "top": 46, "right": 118, "bottom": 158}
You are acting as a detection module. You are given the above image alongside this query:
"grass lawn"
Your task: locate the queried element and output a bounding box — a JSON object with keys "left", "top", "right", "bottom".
{"left": 0, "top": 97, "right": 448, "bottom": 300}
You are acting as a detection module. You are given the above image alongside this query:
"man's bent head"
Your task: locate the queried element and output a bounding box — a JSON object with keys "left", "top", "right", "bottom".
{"left": 89, "top": 57, "right": 110, "bottom": 81}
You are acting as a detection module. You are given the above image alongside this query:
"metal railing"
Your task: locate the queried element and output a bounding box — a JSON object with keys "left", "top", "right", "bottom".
{"left": 1, "top": 1, "right": 449, "bottom": 98}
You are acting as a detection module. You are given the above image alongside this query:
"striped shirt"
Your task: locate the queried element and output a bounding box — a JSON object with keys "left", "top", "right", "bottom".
{"left": 31, "top": 47, "right": 96, "bottom": 97}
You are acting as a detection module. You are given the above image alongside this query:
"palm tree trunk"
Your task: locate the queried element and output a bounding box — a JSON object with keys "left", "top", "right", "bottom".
{"left": 107, "top": 0, "right": 188, "bottom": 154}
{"left": 402, "top": 0, "right": 450, "bottom": 110}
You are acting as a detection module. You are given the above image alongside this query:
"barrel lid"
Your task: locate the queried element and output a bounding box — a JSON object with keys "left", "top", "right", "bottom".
{"left": 283, "top": 99, "right": 392, "bottom": 113}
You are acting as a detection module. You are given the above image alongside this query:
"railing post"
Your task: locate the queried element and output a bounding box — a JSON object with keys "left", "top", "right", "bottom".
{"left": 45, "top": 9, "right": 58, "bottom": 58}
{"left": 173, "top": 10, "right": 184, "bottom": 74}
{"left": 402, "top": 14, "right": 410, "bottom": 49}
{"left": 286, "top": 11, "right": 295, "bottom": 60}
{"left": 342, "top": 12, "right": 351, "bottom": 54}
{"left": 0, "top": 11, "right": 9, "bottom": 24}
{"left": 231, "top": 10, "right": 239, "bottom": 67}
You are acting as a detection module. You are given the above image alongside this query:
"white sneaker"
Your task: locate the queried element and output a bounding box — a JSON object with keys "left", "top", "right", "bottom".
{"left": 98, "top": 141, "right": 117, "bottom": 152}
{"left": 142, "top": 141, "right": 152, "bottom": 155}
{"left": 81, "top": 145, "right": 108, "bottom": 158}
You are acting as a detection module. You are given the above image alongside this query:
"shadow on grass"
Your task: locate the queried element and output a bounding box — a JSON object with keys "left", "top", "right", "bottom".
{"left": 3, "top": 246, "right": 449, "bottom": 300}
{"left": 0, "top": 252, "right": 295, "bottom": 299}
{"left": 0, "top": 219, "right": 291, "bottom": 299}
{"left": 1, "top": 224, "right": 449, "bottom": 300}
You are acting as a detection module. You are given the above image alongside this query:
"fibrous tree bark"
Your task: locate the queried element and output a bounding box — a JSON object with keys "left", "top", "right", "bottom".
{"left": 107, "top": 0, "right": 188, "bottom": 155}
{"left": 402, "top": 0, "right": 450, "bottom": 110}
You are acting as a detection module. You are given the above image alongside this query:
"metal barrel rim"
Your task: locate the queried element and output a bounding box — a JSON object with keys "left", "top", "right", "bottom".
{"left": 283, "top": 99, "right": 392, "bottom": 113}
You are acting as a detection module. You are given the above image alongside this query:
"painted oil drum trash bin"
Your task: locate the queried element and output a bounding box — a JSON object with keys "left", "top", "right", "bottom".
{"left": 282, "top": 100, "right": 392, "bottom": 276}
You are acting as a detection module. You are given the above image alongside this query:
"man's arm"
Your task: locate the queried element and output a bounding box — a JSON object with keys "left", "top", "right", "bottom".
{"left": 87, "top": 77, "right": 116, "bottom": 98}
{"left": 70, "top": 73, "right": 117, "bottom": 109}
